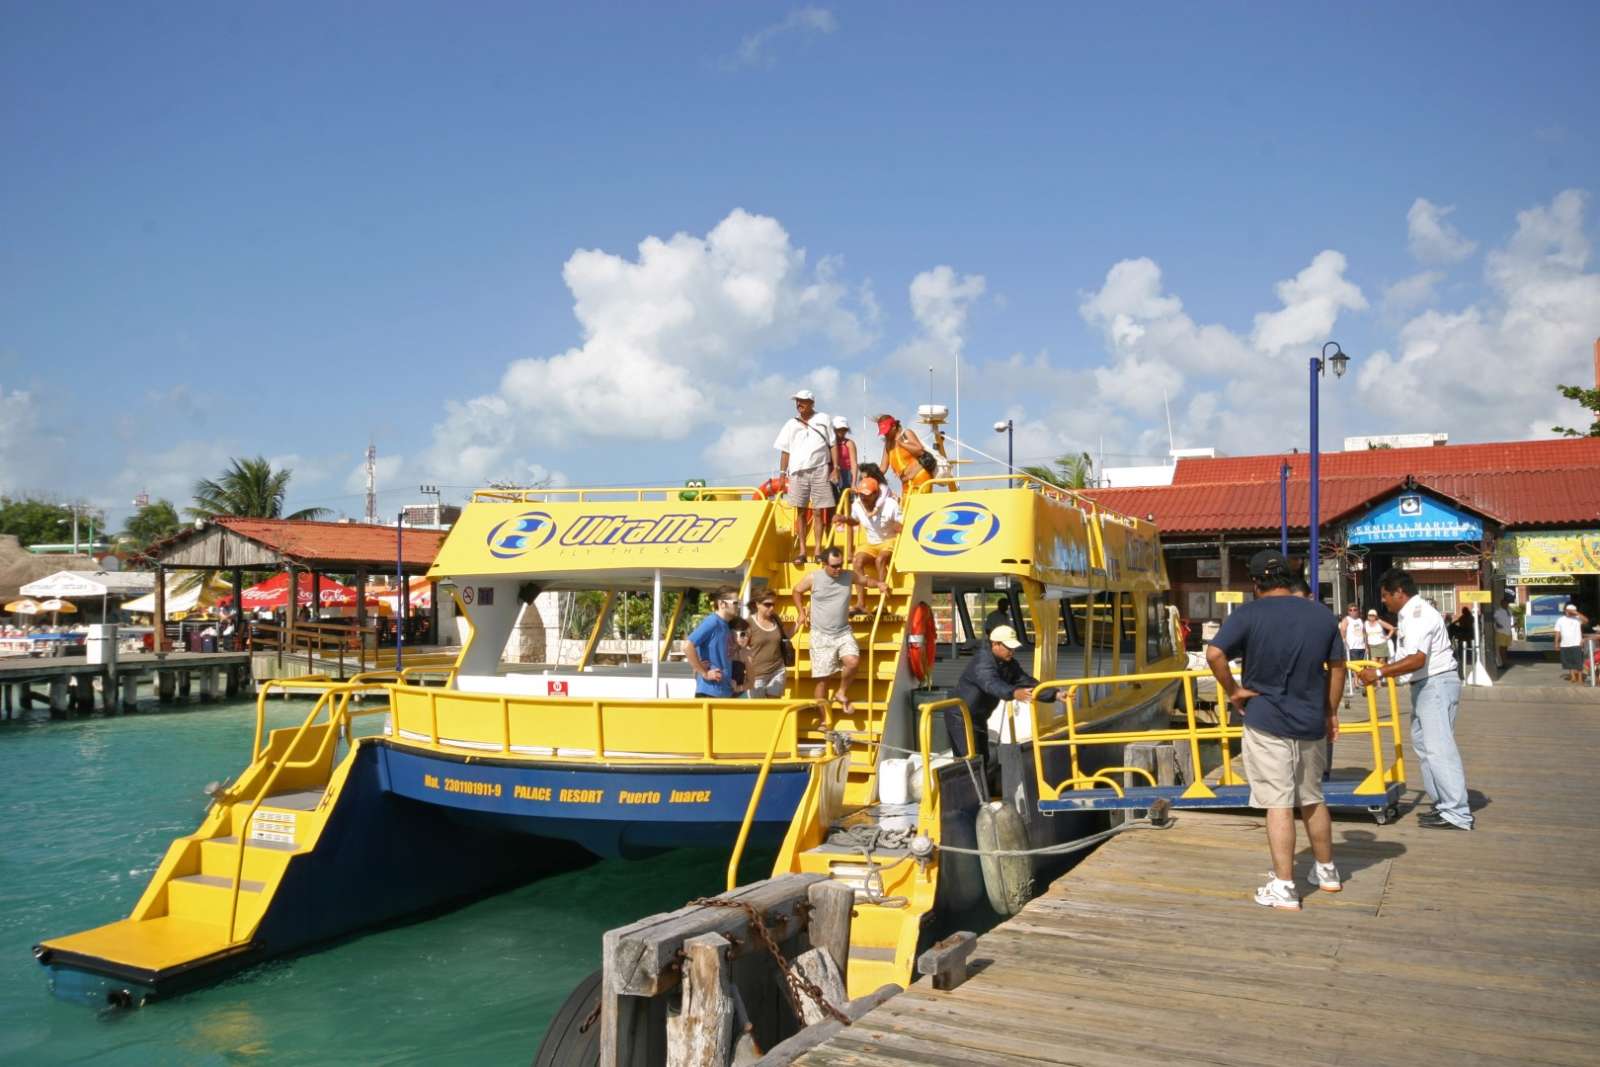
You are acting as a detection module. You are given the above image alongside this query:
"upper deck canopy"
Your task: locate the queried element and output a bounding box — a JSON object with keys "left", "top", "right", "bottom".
{"left": 431, "top": 481, "right": 1167, "bottom": 593}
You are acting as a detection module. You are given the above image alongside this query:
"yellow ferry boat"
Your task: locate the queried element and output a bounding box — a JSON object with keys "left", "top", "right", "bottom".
{"left": 35, "top": 436, "right": 1183, "bottom": 1006}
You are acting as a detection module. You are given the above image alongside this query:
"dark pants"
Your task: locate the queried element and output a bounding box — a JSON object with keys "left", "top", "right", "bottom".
{"left": 944, "top": 704, "right": 989, "bottom": 764}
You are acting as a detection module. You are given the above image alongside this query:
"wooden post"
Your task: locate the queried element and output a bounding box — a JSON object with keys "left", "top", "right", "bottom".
{"left": 354, "top": 567, "right": 368, "bottom": 671}
{"left": 49, "top": 678, "right": 70, "bottom": 716}
{"left": 73, "top": 674, "right": 95, "bottom": 712}
{"left": 225, "top": 663, "right": 241, "bottom": 698}
{"left": 285, "top": 566, "right": 297, "bottom": 662}
{"left": 232, "top": 568, "right": 245, "bottom": 651}
{"left": 1156, "top": 742, "right": 1179, "bottom": 787}
{"left": 120, "top": 671, "right": 139, "bottom": 711}
{"left": 177, "top": 670, "right": 192, "bottom": 702}
{"left": 153, "top": 565, "right": 167, "bottom": 653}
{"left": 311, "top": 572, "right": 322, "bottom": 626}
{"left": 805, "top": 880, "right": 854, "bottom": 979}
{"left": 915, "top": 931, "right": 977, "bottom": 992}
{"left": 665, "top": 933, "right": 735, "bottom": 1067}
{"left": 157, "top": 669, "right": 176, "bottom": 704}
{"left": 792, "top": 949, "right": 846, "bottom": 1027}
{"left": 198, "top": 669, "right": 217, "bottom": 702}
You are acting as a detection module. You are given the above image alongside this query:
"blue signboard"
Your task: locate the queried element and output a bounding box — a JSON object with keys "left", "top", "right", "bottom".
{"left": 1347, "top": 493, "right": 1483, "bottom": 545}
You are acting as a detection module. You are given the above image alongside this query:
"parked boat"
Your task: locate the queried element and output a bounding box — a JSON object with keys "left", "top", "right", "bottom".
{"left": 36, "top": 436, "right": 1182, "bottom": 1006}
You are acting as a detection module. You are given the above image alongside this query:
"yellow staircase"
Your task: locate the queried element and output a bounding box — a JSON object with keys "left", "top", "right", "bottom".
{"left": 37, "top": 699, "right": 354, "bottom": 995}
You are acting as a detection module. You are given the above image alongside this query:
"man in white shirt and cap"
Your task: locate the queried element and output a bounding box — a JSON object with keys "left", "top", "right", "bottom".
{"left": 1356, "top": 568, "right": 1473, "bottom": 830}
{"left": 773, "top": 389, "right": 837, "bottom": 565}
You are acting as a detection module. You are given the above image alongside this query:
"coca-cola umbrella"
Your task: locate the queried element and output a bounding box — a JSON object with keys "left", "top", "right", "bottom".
{"left": 223, "top": 572, "right": 359, "bottom": 612}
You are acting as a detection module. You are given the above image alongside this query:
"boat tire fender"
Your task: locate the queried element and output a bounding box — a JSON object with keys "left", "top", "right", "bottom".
{"left": 976, "top": 800, "right": 1034, "bottom": 917}
{"left": 532, "top": 967, "right": 601, "bottom": 1067}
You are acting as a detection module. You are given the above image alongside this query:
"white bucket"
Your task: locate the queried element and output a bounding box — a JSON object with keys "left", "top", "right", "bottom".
{"left": 878, "top": 757, "right": 911, "bottom": 805}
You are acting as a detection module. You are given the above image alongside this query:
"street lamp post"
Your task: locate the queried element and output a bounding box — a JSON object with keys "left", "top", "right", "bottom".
{"left": 1308, "top": 342, "right": 1351, "bottom": 602}
{"left": 1279, "top": 460, "right": 1290, "bottom": 558}
{"left": 994, "top": 420, "right": 1014, "bottom": 487}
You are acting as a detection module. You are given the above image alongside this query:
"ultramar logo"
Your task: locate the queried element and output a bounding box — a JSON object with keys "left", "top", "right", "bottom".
{"left": 559, "top": 513, "right": 736, "bottom": 548}
{"left": 485, "top": 510, "right": 738, "bottom": 559}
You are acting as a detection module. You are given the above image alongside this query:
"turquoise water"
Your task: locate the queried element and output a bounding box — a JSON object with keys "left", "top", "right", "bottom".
{"left": 0, "top": 699, "right": 750, "bottom": 1065}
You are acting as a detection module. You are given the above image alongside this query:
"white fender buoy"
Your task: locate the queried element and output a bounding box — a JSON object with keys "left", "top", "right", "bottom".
{"left": 975, "top": 800, "right": 1033, "bottom": 916}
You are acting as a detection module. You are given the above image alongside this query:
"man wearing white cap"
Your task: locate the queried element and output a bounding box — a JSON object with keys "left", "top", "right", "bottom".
{"left": 773, "top": 389, "right": 837, "bottom": 565}
{"left": 952, "top": 624, "right": 1056, "bottom": 769}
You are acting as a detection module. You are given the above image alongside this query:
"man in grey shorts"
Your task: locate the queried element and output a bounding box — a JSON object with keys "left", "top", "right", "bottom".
{"left": 773, "top": 389, "right": 837, "bottom": 565}
{"left": 1205, "top": 549, "right": 1348, "bottom": 911}
{"left": 792, "top": 546, "right": 860, "bottom": 715}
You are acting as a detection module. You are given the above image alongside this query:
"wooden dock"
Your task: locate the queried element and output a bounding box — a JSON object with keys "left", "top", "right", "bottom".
{"left": 0, "top": 651, "right": 252, "bottom": 718}
{"left": 795, "top": 686, "right": 1600, "bottom": 1067}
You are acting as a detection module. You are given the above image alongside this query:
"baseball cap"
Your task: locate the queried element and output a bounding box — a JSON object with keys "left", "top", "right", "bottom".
{"left": 1247, "top": 549, "right": 1290, "bottom": 579}
{"left": 990, "top": 625, "right": 1023, "bottom": 649}
{"left": 1565, "top": 603, "right": 1579, "bottom": 613}
{"left": 792, "top": 388, "right": 815, "bottom": 401}
{"left": 875, "top": 414, "right": 897, "bottom": 434}
{"left": 1366, "top": 609, "right": 1378, "bottom": 617}
{"left": 832, "top": 415, "right": 850, "bottom": 429}
{"left": 859, "top": 476, "right": 880, "bottom": 495}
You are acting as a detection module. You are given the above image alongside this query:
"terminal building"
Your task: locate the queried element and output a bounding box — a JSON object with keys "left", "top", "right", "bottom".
{"left": 1085, "top": 437, "right": 1600, "bottom": 651}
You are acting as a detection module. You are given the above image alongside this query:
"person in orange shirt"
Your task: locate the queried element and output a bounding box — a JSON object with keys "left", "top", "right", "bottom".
{"left": 876, "top": 414, "right": 934, "bottom": 496}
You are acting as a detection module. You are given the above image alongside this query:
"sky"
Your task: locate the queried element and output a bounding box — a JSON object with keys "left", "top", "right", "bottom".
{"left": 3, "top": 2, "right": 1598, "bottom": 531}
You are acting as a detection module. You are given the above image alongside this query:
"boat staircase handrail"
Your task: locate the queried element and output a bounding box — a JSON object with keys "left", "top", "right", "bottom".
{"left": 470, "top": 485, "right": 762, "bottom": 504}
{"left": 386, "top": 685, "right": 840, "bottom": 766}
{"left": 735, "top": 501, "right": 783, "bottom": 616}
{"left": 1023, "top": 662, "right": 1407, "bottom": 803}
{"left": 724, "top": 699, "right": 834, "bottom": 890}
{"left": 226, "top": 681, "right": 393, "bottom": 943}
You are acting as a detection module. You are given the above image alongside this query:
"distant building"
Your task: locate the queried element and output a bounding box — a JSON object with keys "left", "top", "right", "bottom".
{"left": 1343, "top": 432, "right": 1448, "bottom": 451}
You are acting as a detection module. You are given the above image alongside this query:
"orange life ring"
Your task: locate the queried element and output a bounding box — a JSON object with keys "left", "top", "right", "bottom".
{"left": 906, "top": 600, "right": 937, "bottom": 682}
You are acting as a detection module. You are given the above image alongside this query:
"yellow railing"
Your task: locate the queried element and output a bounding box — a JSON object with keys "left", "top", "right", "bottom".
{"left": 386, "top": 685, "right": 836, "bottom": 766}
{"left": 917, "top": 697, "right": 976, "bottom": 808}
{"left": 470, "top": 485, "right": 761, "bottom": 504}
{"left": 1025, "top": 663, "right": 1405, "bottom": 803}
{"left": 227, "top": 681, "right": 392, "bottom": 942}
{"left": 725, "top": 700, "right": 834, "bottom": 890}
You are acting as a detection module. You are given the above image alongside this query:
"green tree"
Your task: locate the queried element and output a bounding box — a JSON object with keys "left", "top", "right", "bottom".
{"left": 1552, "top": 382, "right": 1600, "bottom": 437}
{"left": 1019, "top": 451, "right": 1097, "bottom": 489}
{"left": 188, "top": 457, "right": 330, "bottom": 521}
{"left": 119, "top": 499, "right": 182, "bottom": 553}
{"left": 0, "top": 496, "right": 81, "bottom": 547}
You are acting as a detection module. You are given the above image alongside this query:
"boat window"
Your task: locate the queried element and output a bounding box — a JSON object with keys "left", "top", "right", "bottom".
{"left": 1145, "top": 592, "right": 1172, "bottom": 664}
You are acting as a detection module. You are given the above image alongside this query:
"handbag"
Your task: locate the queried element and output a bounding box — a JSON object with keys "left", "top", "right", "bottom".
{"left": 780, "top": 631, "right": 796, "bottom": 668}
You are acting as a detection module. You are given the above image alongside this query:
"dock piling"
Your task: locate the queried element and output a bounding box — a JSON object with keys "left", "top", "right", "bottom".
{"left": 48, "top": 678, "right": 70, "bottom": 717}
{"left": 157, "top": 670, "right": 176, "bottom": 704}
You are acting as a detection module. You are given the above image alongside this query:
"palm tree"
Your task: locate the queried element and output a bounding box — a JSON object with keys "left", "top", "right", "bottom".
{"left": 1019, "top": 451, "right": 1097, "bottom": 489}
{"left": 188, "top": 457, "right": 330, "bottom": 521}
{"left": 119, "top": 499, "right": 182, "bottom": 552}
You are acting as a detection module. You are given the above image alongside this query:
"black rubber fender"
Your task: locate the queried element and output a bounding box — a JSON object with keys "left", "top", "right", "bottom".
{"left": 976, "top": 800, "right": 1034, "bottom": 916}
{"left": 532, "top": 967, "right": 601, "bottom": 1067}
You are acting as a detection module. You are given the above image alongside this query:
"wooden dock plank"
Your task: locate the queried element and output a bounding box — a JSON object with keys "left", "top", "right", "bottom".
{"left": 795, "top": 695, "right": 1600, "bottom": 1066}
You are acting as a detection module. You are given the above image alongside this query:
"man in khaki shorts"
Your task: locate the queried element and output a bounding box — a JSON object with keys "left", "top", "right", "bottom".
{"left": 1205, "top": 550, "right": 1348, "bottom": 911}
{"left": 792, "top": 547, "right": 860, "bottom": 715}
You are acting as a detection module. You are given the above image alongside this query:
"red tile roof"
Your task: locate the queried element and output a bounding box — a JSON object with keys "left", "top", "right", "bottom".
{"left": 1171, "top": 437, "right": 1600, "bottom": 485}
{"left": 1086, "top": 466, "right": 1600, "bottom": 536}
{"left": 213, "top": 517, "right": 448, "bottom": 568}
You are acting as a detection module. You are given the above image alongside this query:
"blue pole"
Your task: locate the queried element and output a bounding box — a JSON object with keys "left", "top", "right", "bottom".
{"left": 395, "top": 513, "right": 404, "bottom": 671}
{"left": 1309, "top": 357, "right": 1320, "bottom": 602}
{"left": 1279, "top": 461, "right": 1290, "bottom": 558}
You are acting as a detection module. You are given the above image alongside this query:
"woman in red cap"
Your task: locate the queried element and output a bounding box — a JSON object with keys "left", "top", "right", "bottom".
{"left": 876, "top": 414, "right": 934, "bottom": 496}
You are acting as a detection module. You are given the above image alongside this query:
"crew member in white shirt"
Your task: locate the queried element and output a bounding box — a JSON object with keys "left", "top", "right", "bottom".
{"left": 834, "top": 476, "right": 903, "bottom": 614}
{"left": 1555, "top": 603, "right": 1591, "bottom": 684}
{"left": 1356, "top": 569, "right": 1472, "bottom": 830}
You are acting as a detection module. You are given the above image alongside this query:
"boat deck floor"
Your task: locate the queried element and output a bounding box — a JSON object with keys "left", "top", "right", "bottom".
{"left": 796, "top": 688, "right": 1600, "bottom": 1066}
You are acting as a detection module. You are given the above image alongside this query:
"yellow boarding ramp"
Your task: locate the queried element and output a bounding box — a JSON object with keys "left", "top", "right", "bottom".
{"left": 1030, "top": 661, "right": 1407, "bottom": 822}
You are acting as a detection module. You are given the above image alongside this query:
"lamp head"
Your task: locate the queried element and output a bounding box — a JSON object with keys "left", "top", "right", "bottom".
{"left": 993, "top": 420, "right": 1011, "bottom": 433}
{"left": 1322, "top": 341, "right": 1350, "bottom": 378}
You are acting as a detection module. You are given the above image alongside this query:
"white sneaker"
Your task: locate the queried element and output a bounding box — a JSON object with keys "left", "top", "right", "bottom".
{"left": 1253, "top": 876, "right": 1301, "bottom": 911}
{"left": 1309, "top": 861, "right": 1342, "bottom": 893}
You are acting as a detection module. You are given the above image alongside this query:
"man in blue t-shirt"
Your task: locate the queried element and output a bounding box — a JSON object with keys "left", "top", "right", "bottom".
{"left": 684, "top": 586, "right": 741, "bottom": 698}
{"left": 1205, "top": 550, "right": 1347, "bottom": 912}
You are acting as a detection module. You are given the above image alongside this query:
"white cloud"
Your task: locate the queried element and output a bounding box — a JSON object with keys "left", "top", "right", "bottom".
{"left": 421, "top": 209, "right": 874, "bottom": 487}
{"left": 1250, "top": 251, "right": 1368, "bottom": 354}
{"left": 1407, "top": 198, "right": 1478, "bottom": 264}
{"left": 884, "top": 265, "right": 986, "bottom": 377}
{"left": 1359, "top": 189, "right": 1599, "bottom": 442}
{"left": 1382, "top": 270, "right": 1445, "bottom": 314}
{"left": 730, "top": 7, "right": 837, "bottom": 68}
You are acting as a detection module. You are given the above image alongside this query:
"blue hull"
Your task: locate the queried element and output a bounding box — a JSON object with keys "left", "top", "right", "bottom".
{"left": 373, "top": 740, "right": 812, "bottom": 859}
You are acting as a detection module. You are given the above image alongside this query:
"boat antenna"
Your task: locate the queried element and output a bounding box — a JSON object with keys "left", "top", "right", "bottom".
{"left": 1163, "top": 388, "right": 1176, "bottom": 458}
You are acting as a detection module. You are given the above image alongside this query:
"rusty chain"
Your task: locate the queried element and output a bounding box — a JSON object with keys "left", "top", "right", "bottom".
{"left": 686, "top": 896, "right": 852, "bottom": 1026}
